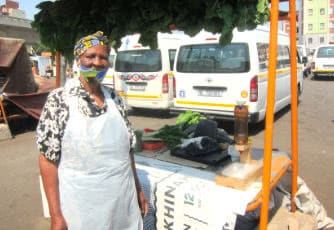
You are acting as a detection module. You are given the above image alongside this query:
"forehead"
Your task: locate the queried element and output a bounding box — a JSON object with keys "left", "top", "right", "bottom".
{"left": 81, "top": 45, "right": 109, "bottom": 56}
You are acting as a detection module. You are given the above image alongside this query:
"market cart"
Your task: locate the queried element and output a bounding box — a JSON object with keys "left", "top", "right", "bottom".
{"left": 133, "top": 1, "right": 301, "bottom": 229}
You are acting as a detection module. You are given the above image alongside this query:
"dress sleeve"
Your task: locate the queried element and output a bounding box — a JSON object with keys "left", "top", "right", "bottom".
{"left": 36, "top": 88, "right": 68, "bottom": 163}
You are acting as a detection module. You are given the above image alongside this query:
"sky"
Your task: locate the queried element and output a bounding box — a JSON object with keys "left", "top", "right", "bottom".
{"left": 22, "top": 0, "right": 56, "bottom": 20}
{"left": 23, "top": 0, "right": 45, "bottom": 19}
{"left": 1, "top": 0, "right": 298, "bottom": 21}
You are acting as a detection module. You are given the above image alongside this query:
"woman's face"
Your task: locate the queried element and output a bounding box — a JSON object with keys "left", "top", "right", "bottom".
{"left": 79, "top": 45, "right": 109, "bottom": 70}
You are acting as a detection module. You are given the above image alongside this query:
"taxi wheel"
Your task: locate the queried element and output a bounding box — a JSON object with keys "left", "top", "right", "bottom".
{"left": 311, "top": 74, "right": 317, "bottom": 80}
{"left": 298, "top": 84, "right": 302, "bottom": 104}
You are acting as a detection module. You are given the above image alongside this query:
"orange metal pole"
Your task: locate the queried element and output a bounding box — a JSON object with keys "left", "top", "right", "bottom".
{"left": 55, "top": 51, "right": 61, "bottom": 88}
{"left": 289, "top": 0, "right": 298, "bottom": 213}
{"left": 0, "top": 99, "right": 10, "bottom": 129}
{"left": 259, "top": 0, "right": 279, "bottom": 229}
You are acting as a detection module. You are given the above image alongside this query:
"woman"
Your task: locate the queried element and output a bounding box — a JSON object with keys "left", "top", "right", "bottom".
{"left": 36, "top": 31, "right": 148, "bottom": 230}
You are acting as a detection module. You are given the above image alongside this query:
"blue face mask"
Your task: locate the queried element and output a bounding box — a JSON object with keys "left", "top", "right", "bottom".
{"left": 79, "top": 65, "right": 108, "bottom": 83}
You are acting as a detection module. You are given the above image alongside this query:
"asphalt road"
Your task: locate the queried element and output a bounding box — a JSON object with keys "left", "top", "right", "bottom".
{"left": 0, "top": 76, "right": 333, "bottom": 229}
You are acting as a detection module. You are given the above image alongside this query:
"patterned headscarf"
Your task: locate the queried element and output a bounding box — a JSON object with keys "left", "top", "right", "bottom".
{"left": 73, "top": 31, "right": 109, "bottom": 57}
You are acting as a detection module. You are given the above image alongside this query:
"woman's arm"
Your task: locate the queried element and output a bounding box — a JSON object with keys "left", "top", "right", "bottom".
{"left": 39, "top": 154, "right": 67, "bottom": 230}
{"left": 130, "top": 153, "right": 148, "bottom": 217}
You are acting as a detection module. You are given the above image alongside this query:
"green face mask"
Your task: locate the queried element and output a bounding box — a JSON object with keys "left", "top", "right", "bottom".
{"left": 80, "top": 65, "right": 108, "bottom": 83}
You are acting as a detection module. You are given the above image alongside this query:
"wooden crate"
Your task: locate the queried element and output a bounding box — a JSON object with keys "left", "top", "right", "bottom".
{"left": 215, "top": 160, "right": 263, "bottom": 190}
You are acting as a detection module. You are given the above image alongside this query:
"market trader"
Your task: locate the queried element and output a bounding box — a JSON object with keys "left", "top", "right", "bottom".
{"left": 36, "top": 31, "right": 148, "bottom": 230}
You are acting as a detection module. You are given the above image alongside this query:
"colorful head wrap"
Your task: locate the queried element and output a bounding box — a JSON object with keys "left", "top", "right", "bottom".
{"left": 73, "top": 31, "right": 109, "bottom": 57}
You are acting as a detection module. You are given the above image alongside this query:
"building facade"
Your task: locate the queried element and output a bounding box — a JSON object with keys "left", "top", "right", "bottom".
{"left": 330, "top": 0, "right": 334, "bottom": 42}
{"left": 0, "top": 0, "right": 26, "bottom": 19}
{"left": 302, "top": 0, "right": 332, "bottom": 49}
{"left": 0, "top": 0, "right": 39, "bottom": 49}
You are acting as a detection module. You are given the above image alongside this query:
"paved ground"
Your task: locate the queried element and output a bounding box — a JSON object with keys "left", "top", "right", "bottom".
{"left": 0, "top": 131, "right": 50, "bottom": 229}
{"left": 0, "top": 76, "right": 333, "bottom": 229}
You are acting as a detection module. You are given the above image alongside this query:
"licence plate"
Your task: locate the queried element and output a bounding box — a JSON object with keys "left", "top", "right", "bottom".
{"left": 129, "top": 85, "right": 145, "bottom": 91}
{"left": 324, "top": 65, "right": 334, "bottom": 70}
{"left": 197, "top": 89, "right": 224, "bottom": 97}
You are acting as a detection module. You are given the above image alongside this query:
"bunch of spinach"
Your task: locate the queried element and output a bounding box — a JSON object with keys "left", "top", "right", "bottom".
{"left": 153, "top": 111, "right": 207, "bottom": 149}
{"left": 33, "top": 0, "right": 270, "bottom": 59}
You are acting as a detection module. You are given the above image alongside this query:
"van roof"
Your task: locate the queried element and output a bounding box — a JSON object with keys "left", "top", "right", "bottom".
{"left": 316, "top": 44, "right": 334, "bottom": 48}
{"left": 118, "top": 32, "right": 189, "bottom": 51}
{"left": 179, "top": 25, "right": 289, "bottom": 46}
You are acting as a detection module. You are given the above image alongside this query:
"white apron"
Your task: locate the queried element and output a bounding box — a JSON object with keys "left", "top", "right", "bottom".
{"left": 58, "top": 85, "right": 143, "bottom": 230}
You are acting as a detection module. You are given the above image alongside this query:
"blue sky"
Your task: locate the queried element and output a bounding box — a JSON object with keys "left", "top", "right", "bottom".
{"left": 21, "top": 0, "right": 56, "bottom": 20}
{"left": 20, "top": 0, "right": 43, "bottom": 19}
{"left": 2, "top": 0, "right": 297, "bottom": 21}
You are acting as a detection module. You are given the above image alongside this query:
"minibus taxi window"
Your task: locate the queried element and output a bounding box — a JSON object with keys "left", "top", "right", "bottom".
{"left": 257, "top": 43, "right": 269, "bottom": 71}
{"left": 176, "top": 43, "right": 250, "bottom": 73}
{"left": 108, "top": 54, "right": 115, "bottom": 68}
{"left": 277, "top": 45, "right": 290, "bottom": 69}
{"left": 169, "top": 49, "right": 177, "bottom": 70}
{"left": 115, "top": 50, "right": 162, "bottom": 72}
{"left": 317, "top": 47, "right": 334, "bottom": 58}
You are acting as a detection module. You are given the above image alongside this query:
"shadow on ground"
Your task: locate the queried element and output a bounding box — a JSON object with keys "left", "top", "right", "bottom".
{"left": 8, "top": 116, "right": 38, "bottom": 136}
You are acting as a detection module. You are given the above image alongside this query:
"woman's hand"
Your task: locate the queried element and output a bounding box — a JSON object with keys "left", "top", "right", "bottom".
{"left": 51, "top": 214, "right": 68, "bottom": 230}
{"left": 137, "top": 190, "right": 149, "bottom": 217}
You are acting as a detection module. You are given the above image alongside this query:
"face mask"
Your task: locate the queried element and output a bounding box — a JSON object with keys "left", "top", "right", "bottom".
{"left": 79, "top": 65, "right": 108, "bottom": 83}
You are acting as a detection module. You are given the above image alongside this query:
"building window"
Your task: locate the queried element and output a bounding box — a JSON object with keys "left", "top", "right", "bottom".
{"left": 308, "top": 9, "right": 313, "bottom": 16}
{"left": 330, "top": 22, "right": 334, "bottom": 28}
{"left": 320, "top": 8, "right": 325, "bottom": 15}
{"left": 320, "top": 37, "right": 325, "bottom": 43}
{"left": 320, "top": 23, "right": 325, "bottom": 30}
{"left": 308, "top": 24, "right": 313, "bottom": 30}
{"left": 331, "top": 7, "right": 334, "bottom": 14}
{"left": 308, "top": 37, "right": 313, "bottom": 44}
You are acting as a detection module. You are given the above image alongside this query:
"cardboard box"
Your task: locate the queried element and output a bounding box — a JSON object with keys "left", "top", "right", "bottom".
{"left": 135, "top": 156, "right": 184, "bottom": 229}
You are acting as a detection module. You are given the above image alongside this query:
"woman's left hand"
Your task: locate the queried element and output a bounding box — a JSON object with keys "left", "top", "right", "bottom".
{"left": 137, "top": 190, "right": 148, "bottom": 217}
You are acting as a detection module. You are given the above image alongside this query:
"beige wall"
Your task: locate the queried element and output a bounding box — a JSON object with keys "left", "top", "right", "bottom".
{"left": 0, "top": 16, "right": 39, "bottom": 46}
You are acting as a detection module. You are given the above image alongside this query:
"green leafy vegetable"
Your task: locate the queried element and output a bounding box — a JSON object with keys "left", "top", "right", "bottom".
{"left": 152, "top": 124, "right": 187, "bottom": 149}
{"left": 32, "top": 1, "right": 270, "bottom": 58}
{"left": 176, "top": 110, "right": 207, "bottom": 128}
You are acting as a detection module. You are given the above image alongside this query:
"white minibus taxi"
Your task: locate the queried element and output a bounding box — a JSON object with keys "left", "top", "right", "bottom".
{"left": 101, "top": 49, "right": 116, "bottom": 88}
{"left": 297, "top": 45, "right": 312, "bottom": 78}
{"left": 311, "top": 44, "right": 334, "bottom": 80}
{"left": 171, "top": 26, "right": 304, "bottom": 123}
{"left": 113, "top": 32, "right": 189, "bottom": 110}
